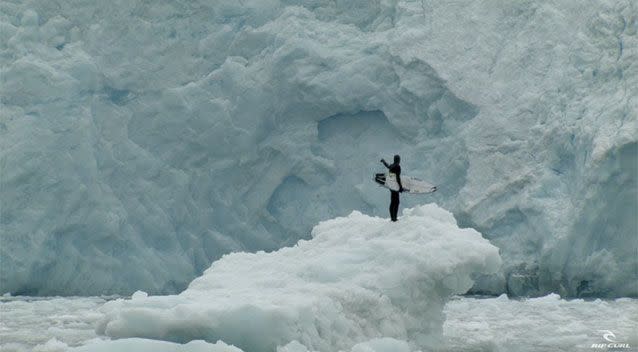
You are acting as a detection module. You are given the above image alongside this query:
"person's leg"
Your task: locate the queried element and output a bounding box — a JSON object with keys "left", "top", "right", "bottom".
{"left": 390, "top": 191, "right": 399, "bottom": 221}
{"left": 389, "top": 193, "right": 394, "bottom": 220}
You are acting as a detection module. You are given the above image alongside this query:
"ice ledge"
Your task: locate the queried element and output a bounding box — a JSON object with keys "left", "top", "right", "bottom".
{"left": 96, "top": 204, "right": 501, "bottom": 351}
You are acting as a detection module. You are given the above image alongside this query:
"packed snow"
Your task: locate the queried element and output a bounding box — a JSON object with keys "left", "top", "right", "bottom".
{"left": 93, "top": 204, "right": 500, "bottom": 351}
{"left": 1, "top": 0, "right": 636, "bottom": 298}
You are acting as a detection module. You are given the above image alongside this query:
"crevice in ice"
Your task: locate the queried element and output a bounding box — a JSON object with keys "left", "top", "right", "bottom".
{"left": 317, "top": 110, "right": 402, "bottom": 143}
{"left": 104, "top": 86, "right": 133, "bottom": 106}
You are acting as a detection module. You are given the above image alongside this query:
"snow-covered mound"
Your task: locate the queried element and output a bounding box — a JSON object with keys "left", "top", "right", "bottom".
{"left": 94, "top": 205, "right": 500, "bottom": 352}
{"left": 1, "top": 1, "right": 635, "bottom": 297}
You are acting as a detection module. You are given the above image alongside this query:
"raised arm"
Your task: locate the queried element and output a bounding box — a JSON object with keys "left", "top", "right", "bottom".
{"left": 380, "top": 159, "right": 390, "bottom": 168}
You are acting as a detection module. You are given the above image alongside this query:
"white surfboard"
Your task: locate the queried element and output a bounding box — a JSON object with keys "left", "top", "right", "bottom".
{"left": 374, "top": 172, "right": 437, "bottom": 194}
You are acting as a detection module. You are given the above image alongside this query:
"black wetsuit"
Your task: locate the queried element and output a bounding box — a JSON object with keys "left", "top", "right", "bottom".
{"left": 382, "top": 161, "right": 402, "bottom": 221}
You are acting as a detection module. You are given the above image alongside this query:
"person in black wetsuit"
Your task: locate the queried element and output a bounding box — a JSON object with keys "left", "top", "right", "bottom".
{"left": 381, "top": 155, "right": 404, "bottom": 222}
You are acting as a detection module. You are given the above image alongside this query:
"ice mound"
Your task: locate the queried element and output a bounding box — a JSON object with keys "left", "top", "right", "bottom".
{"left": 95, "top": 205, "right": 500, "bottom": 351}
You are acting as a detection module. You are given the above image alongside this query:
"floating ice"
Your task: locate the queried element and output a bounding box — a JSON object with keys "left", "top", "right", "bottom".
{"left": 443, "top": 294, "right": 638, "bottom": 352}
{"left": 67, "top": 339, "right": 242, "bottom": 352}
{"left": 277, "top": 338, "right": 416, "bottom": 352}
{"left": 62, "top": 337, "right": 415, "bottom": 352}
{"left": 0, "top": 296, "right": 106, "bottom": 350}
{"left": 3, "top": 292, "right": 636, "bottom": 351}
{"left": 95, "top": 205, "right": 500, "bottom": 352}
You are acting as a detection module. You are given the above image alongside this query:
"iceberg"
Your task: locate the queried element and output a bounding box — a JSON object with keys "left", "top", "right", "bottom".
{"left": 1, "top": 0, "right": 635, "bottom": 297}
{"left": 95, "top": 205, "right": 500, "bottom": 351}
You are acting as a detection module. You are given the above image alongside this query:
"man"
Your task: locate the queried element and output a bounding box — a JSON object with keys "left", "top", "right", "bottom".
{"left": 381, "top": 155, "right": 404, "bottom": 222}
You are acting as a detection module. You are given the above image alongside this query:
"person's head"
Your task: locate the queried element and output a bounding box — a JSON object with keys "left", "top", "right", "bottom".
{"left": 394, "top": 154, "right": 401, "bottom": 164}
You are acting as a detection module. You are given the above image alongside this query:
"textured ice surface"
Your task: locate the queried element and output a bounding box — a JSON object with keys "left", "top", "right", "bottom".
{"left": 64, "top": 338, "right": 415, "bottom": 352}
{"left": 1, "top": 0, "right": 636, "bottom": 297}
{"left": 3, "top": 294, "right": 636, "bottom": 352}
{"left": 442, "top": 294, "right": 638, "bottom": 352}
{"left": 0, "top": 295, "right": 107, "bottom": 351}
{"left": 276, "top": 339, "right": 417, "bottom": 352}
{"left": 95, "top": 205, "right": 500, "bottom": 352}
{"left": 67, "top": 339, "right": 243, "bottom": 352}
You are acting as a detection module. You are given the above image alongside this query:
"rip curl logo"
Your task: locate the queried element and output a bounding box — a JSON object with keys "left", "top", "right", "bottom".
{"left": 591, "top": 330, "right": 631, "bottom": 349}
{"left": 600, "top": 330, "right": 618, "bottom": 343}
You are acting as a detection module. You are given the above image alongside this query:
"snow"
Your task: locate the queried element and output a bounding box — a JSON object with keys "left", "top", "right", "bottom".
{"left": 94, "top": 204, "right": 500, "bottom": 352}
{"left": 1, "top": 0, "right": 636, "bottom": 298}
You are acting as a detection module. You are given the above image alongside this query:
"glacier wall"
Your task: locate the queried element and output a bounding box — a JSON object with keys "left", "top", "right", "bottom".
{"left": 1, "top": 0, "right": 636, "bottom": 297}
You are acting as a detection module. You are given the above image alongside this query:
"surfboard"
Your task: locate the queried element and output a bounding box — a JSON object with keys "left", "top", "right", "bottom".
{"left": 374, "top": 172, "right": 437, "bottom": 194}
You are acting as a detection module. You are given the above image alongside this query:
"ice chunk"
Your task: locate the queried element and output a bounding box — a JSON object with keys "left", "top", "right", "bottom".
{"left": 0, "top": 296, "right": 106, "bottom": 350}
{"left": 131, "top": 290, "right": 148, "bottom": 300}
{"left": 68, "top": 338, "right": 242, "bottom": 352}
{"left": 33, "top": 338, "right": 68, "bottom": 352}
{"left": 96, "top": 205, "right": 500, "bottom": 351}
{"left": 61, "top": 337, "right": 418, "bottom": 352}
{"left": 277, "top": 338, "right": 416, "bottom": 352}
{"left": 65, "top": 337, "right": 416, "bottom": 352}
{"left": 443, "top": 294, "right": 638, "bottom": 352}
{"left": 4, "top": 292, "right": 636, "bottom": 351}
